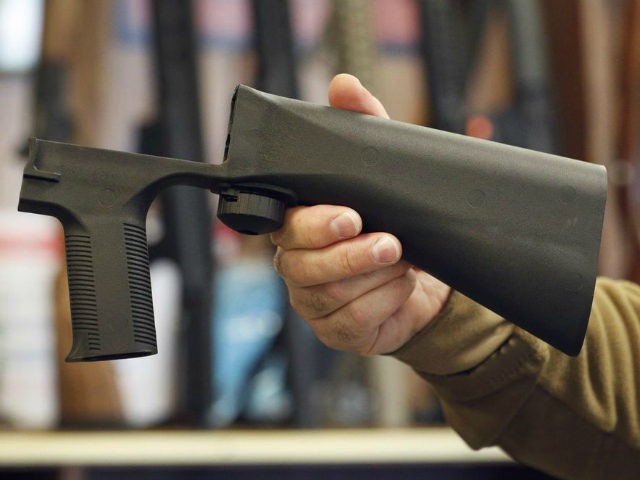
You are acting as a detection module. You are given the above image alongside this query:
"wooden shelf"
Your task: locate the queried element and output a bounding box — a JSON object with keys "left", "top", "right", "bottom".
{"left": 0, "top": 427, "right": 511, "bottom": 467}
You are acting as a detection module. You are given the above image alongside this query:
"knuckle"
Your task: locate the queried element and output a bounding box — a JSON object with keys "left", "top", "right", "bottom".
{"left": 333, "top": 317, "right": 359, "bottom": 346}
{"left": 306, "top": 318, "right": 343, "bottom": 351}
{"left": 331, "top": 318, "right": 374, "bottom": 356}
{"left": 290, "top": 288, "right": 332, "bottom": 319}
{"left": 345, "top": 301, "right": 370, "bottom": 332}
{"left": 291, "top": 279, "right": 357, "bottom": 320}
{"left": 339, "top": 244, "right": 359, "bottom": 276}
{"left": 306, "top": 313, "right": 376, "bottom": 355}
{"left": 305, "top": 290, "right": 331, "bottom": 316}
{"left": 322, "top": 281, "right": 345, "bottom": 306}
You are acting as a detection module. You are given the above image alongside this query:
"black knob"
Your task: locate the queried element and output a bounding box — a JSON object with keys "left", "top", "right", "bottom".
{"left": 217, "top": 190, "right": 286, "bottom": 235}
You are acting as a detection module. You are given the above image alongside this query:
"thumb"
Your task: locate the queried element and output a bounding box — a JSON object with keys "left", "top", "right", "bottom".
{"left": 328, "top": 74, "right": 390, "bottom": 119}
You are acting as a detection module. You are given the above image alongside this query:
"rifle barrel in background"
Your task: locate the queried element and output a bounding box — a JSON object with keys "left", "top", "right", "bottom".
{"left": 148, "top": 0, "right": 213, "bottom": 427}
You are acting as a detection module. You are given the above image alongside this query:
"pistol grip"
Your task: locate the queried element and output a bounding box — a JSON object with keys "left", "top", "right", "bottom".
{"left": 64, "top": 217, "right": 156, "bottom": 361}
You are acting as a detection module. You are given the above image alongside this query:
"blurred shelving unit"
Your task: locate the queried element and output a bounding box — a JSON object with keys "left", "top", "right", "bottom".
{"left": 0, "top": 427, "right": 510, "bottom": 467}
{"left": 0, "top": 428, "right": 562, "bottom": 480}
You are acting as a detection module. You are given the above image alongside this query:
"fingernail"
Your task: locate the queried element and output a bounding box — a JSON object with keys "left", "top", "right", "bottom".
{"left": 372, "top": 236, "right": 400, "bottom": 264}
{"left": 330, "top": 211, "right": 360, "bottom": 239}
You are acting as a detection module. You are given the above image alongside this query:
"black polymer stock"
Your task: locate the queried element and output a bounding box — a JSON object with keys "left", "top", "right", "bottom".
{"left": 19, "top": 85, "right": 607, "bottom": 359}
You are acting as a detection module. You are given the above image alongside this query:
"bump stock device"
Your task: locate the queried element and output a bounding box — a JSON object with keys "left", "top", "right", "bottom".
{"left": 18, "top": 85, "right": 607, "bottom": 360}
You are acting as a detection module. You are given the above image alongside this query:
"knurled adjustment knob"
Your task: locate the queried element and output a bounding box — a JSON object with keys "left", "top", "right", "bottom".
{"left": 217, "top": 190, "right": 286, "bottom": 235}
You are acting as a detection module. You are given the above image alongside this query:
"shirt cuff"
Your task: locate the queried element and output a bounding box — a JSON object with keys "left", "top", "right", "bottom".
{"left": 392, "top": 290, "right": 516, "bottom": 375}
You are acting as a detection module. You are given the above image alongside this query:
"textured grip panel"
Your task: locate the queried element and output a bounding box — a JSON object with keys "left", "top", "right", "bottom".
{"left": 123, "top": 223, "right": 156, "bottom": 348}
{"left": 65, "top": 218, "right": 157, "bottom": 362}
{"left": 65, "top": 234, "right": 100, "bottom": 352}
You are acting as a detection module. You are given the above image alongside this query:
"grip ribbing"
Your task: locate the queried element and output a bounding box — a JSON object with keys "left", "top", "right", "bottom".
{"left": 65, "top": 219, "right": 157, "bottom": 362}
{"left": 123, "top": 223, "right": 156, "bottom": 349}
{"left": 65, "top": 233, "right": 100, "bottom": 354}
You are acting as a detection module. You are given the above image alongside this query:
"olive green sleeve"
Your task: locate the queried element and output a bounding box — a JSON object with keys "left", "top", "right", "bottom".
{"left": 393, "top": 277, "right": 640, "bottom": 479}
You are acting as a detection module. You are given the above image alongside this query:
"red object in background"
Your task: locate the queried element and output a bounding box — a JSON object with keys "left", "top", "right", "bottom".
{"left": 466, "top": 114, "right": 495, "bottom": 141}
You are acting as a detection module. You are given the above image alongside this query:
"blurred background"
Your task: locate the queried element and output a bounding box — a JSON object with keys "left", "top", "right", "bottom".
{"left": 0, "top": 0, "right": 638, "bottom": 478}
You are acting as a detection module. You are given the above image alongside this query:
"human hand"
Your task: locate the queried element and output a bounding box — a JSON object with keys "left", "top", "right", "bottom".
{"left": 270, "top": 74, "right": 451, "bottom": 355}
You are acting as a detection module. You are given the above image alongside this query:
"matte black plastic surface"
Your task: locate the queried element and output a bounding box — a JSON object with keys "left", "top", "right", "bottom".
{"left": 18, "top": 85, "right": 607, "bottom": 359}
{"left": 223, "top": 86, "right": 607, "bottom": 356}
{"left": 217, "top": 189, "right": 287, "bottom": 235}
{"left": 18, "top": 139, "right": 218, "bottom": 361}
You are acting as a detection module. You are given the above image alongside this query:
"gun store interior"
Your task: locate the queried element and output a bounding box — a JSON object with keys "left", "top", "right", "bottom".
{"left": 0, "top": 1, "right": 638, "bottom": 479}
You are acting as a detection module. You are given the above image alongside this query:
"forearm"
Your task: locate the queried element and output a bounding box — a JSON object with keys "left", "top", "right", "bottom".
{"left": 393, "top": 277, "right": 640, "bottom": 479}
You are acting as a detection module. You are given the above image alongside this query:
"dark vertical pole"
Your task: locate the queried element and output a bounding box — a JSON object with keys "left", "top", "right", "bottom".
{"left": 251, "top": 0, "right": 299, "bottom": 98}
{"left": 505, "top": 0, "right": 556, "bottom": 153}
{"left": 416, "top": 0, "right": 469, "bottom": 133}
{"left": 149, "top": 0, "right": 213, "bottom": 426}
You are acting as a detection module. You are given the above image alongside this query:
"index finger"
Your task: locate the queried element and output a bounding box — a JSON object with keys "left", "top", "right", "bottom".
{"left": 271, "top": 205, "right": 362, "bottom": 250}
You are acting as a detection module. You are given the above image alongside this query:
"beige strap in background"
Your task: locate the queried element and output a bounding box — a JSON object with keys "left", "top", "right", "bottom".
{"left": 329, "top": 0, "right": 414, "bottom": 428}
